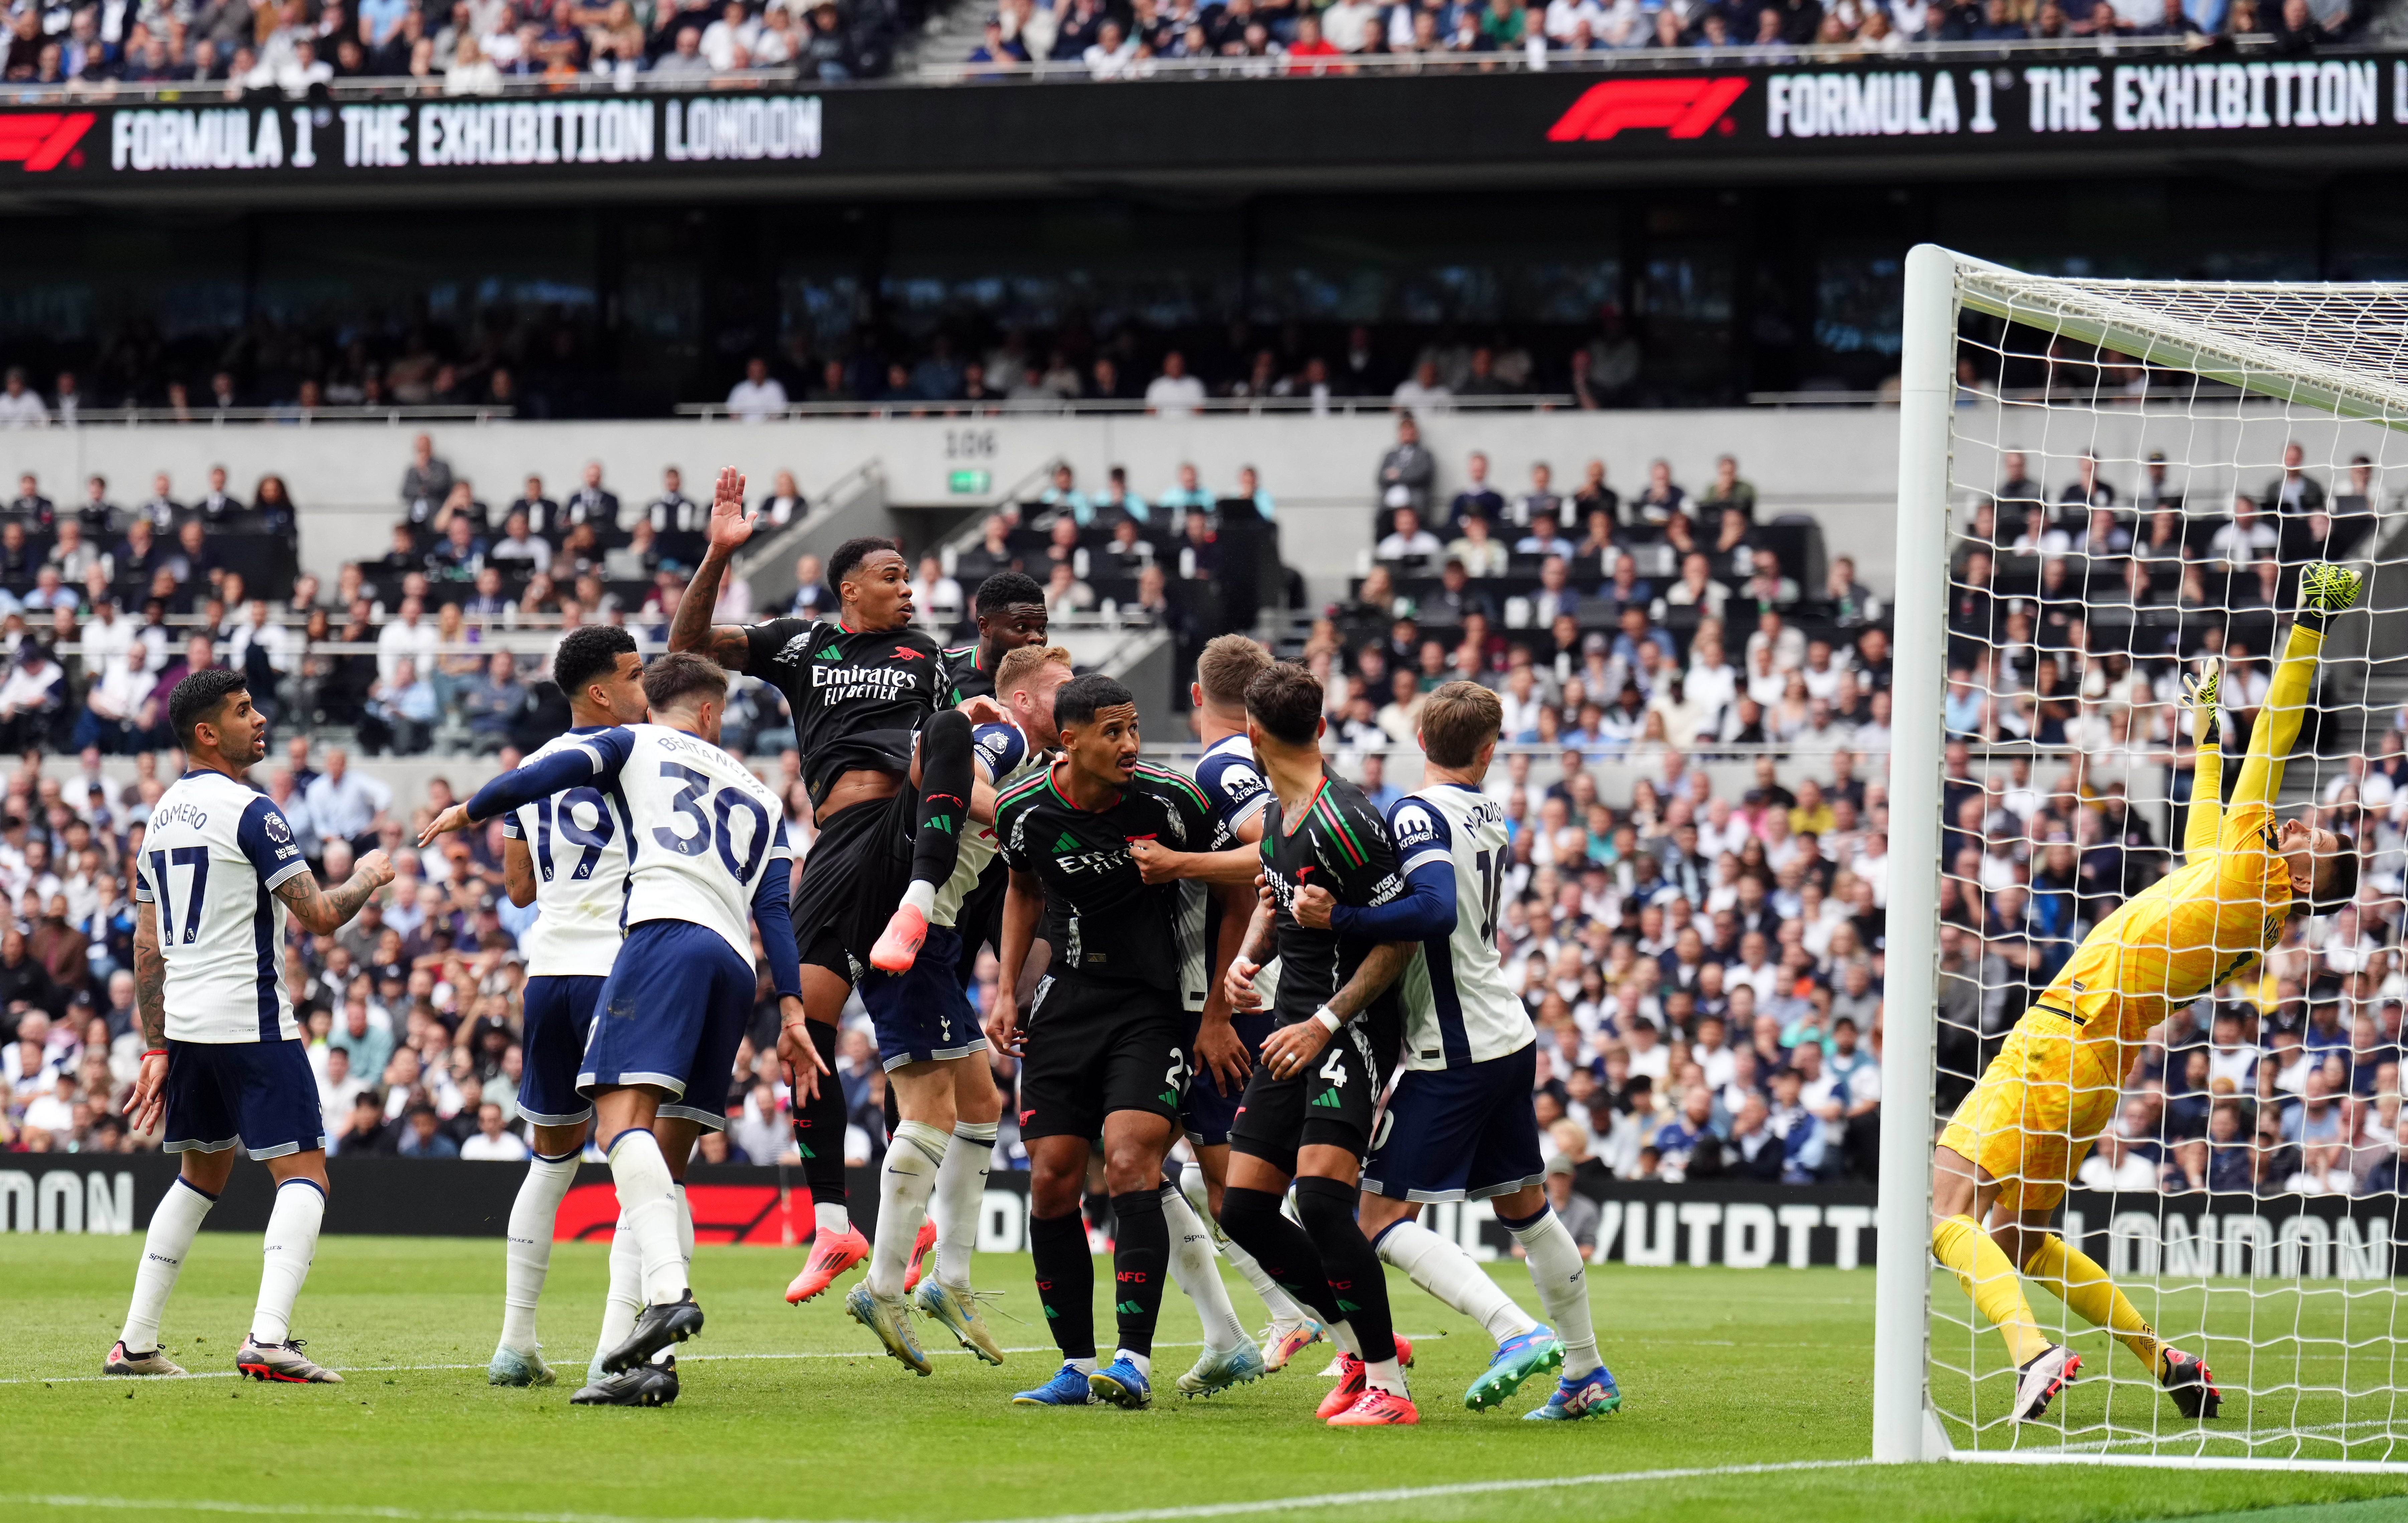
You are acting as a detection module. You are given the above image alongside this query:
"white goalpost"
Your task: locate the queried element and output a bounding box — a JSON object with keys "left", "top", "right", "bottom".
{"left": 1876, "top": 244, "right": 2408, "bottom": 1470}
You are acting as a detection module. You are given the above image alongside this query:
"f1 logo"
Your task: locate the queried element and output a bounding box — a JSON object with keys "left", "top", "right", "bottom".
{"left": 0, "top": 112, "right": 95, "bottom": 171}
{"left": 1546, "top": 78, "right": 1748, "bottom": 142}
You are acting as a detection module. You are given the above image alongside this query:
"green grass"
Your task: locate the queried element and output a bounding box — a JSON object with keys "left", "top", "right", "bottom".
{"left": 5, "top": 1233, "right": 2407, "bottom": 1523}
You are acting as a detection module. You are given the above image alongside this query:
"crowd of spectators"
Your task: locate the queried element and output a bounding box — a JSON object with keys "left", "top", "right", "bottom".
{"left": 968, "top": 0, "right": 2359, "bottom": 71}
{"left": 0, "top": 0, "right": 904, "bottom": 93}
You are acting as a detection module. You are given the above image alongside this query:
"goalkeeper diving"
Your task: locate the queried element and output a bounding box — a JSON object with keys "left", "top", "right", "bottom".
{"left": 1931, "top": 561, "right": 2364, "bottom": 1425}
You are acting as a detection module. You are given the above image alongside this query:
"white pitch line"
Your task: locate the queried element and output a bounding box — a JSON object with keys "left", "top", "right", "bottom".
{"left": 0, "top": 1459, "right": 1883, "bottom": 1523}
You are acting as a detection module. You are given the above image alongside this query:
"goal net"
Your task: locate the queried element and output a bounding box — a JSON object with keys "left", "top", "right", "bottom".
{"left": 1875, "top": 245, "right": 2408, "bottom": 1471}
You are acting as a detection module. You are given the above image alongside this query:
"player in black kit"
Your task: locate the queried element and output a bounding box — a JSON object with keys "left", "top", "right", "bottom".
{"left": 983, "top": 674, "right": 1245, "bottom": 1412}
{"left": 669, "top": 467, "right": 986, "bottom": 1304}
{"left": 936, "top": 571, "right": 1049, "bottom": 992}
{"left": 1217, "top": 661, "right": 1421, "bottom": 1427}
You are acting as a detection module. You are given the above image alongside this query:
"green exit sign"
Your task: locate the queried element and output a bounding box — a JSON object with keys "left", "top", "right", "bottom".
{"left": 948, "top": 469, "right": 991, "bottom": 494}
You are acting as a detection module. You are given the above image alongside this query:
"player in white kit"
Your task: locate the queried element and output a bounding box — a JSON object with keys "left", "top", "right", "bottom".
{"left": 106, "top": 668, "right": 395, "bottom": 1384}
{"left": 485, "top": 625, "right": 652, "bottom": 1389}
{"left": 427, "top": 652, "right": 821, "bottom": 1408}
{"left": 1292, "top": 682, "right": 1621, "bottom": 1421}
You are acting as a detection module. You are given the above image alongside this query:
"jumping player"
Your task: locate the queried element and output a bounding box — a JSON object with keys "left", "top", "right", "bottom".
{"left": 427, "top": 652, "right": 815, "bottom": 1408}
{"left": 983, "top": 674, "right": 1248, "bottom": 1411}
{"left": 666, "top": 468, "right": 983, "bottom": 1302}
{"left": 851, "top": 642, "right": 1075, "bottom": 1374}
{"left": 107, "top": 669, "right": 395, "bottom": 1385}
{"left": 485, "top": 625, "right": 652, "bottom": 1389}
{"left": 1305, "top": 682, "right": 1619, "bottom": 1421}
{"left": 1932, "top": 562, "right": 2361, "bottom": 1423}
{"left": 1217, "top": 662, "right": 1419, "bottom": 1427}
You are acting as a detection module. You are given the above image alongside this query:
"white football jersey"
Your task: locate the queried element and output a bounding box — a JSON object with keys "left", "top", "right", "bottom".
{"left": 933, "top": 719, "right": 1040, "bottom": 929}
{"left": 501, "top": 726, "right": 635, "bottom": 979}
{"left": 572, "top": 724, "right": 793, "bottom": 963}
{"left": 1391, "top": 783, "right": 1534, "bottom": 1070}
{"left": 137, "top": 769, "right": 312, "bottom": 1044}
{"left": 1195, "top": 730, "right": 1280, "bottom": 1008}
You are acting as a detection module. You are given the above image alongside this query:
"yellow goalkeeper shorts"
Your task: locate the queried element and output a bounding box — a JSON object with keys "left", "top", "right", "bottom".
{"left": 1936, "top": 1008, "right": 2122, "bottom": 1214}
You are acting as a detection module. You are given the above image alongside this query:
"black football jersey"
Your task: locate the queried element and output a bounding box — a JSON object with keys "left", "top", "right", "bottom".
{"left": 1257, "top": 769, "right": 1406, "bottom": 1041}
{"left": 943, "top": 642, "right": 993, "bottom": 706}
{"left": 996, "top": 760, "right": 1222, "bottom": 1005}
{"left": 739, "top": 617, "right": 946, "bottom": 804}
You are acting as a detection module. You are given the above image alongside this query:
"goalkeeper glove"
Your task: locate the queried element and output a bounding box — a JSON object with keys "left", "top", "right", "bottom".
{"left": 2297, "top": 560, "right": 2362, "bottom": 633}
{"left": 2185, "top": 666, "right": 2221, "bottom": 747}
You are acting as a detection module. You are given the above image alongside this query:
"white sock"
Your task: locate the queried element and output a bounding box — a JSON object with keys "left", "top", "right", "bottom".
{"left": 1067, "top": 1355, "right": 1097, "bottom": 1374}
{"left": 250, "top": 1178, "right": 324, "bottom": 1345}
{"left": 932, "top": 1121, "right": 995, "bottom": 1289}
{"left": 653, "top": 1184, "right": 694, "bottom": 1367}
{"left": 500, "top": 1151, "right": 581, "bottom": 1351}
{"left": 901, "top": 880, "right": 937, "bottom": 918}
{"left": 1364, "top": 1355, "right": 1407, "bottom": 1396}
{"left": 1115, "top": 1348, "right": 1153, "bottom": 1378}
{"left": 1328, "top": 1317, "right": 1363, "bottom": 1359}
{"left": 121, "top": 1176, "right": 213, "bottom": 1351}
{"left": 1509, "top": 1207, "right": 1600, "bottom": 1377}
{"left": 814, "top": 1200, "right": 851, "bottom": 1238}
{"left": 606, "top": 1129, "right": 686, "bottom": 1306}
{"left": 596, "top": 1212, "right": 641, "bottom": 1365}
{"left": 1220, "top": 1232, "right": 1310, "bottom": 1328}
{"left": 1161, "top": 1184, "right": 1249, "bottom": 1351}
{"left": 1376, "top": 1217, "right": 1538, "bottom": 1345}
{"left": 868, "top": 1121, "right": 947, "bottom": 1298}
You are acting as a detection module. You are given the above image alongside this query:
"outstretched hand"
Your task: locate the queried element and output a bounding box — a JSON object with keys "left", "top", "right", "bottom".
{"left": 418, "top": 804, "right": 473, "bottom": 848}
{"left": 706, "top": 466, "right": 756, "bottom": 555}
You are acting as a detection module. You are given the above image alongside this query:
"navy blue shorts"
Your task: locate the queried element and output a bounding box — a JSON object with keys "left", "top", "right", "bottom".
{"left": 163, "top": 1038, "right": 326, "bottom": 1160}
{"left": 519, "top": 974, "right": 605, "bottom": 1127}
{"left": 1360, "top": 1042, "right": 1544, "bottom": 1204}
{"left": 1181, "top": 1011, "right": 1277, "bottom": 1147}
{"left": 858, "top": 923, "right": 986, "bottom": 1072}
{"left": 580, "top": 920, "right": 753, "bottom": 1133}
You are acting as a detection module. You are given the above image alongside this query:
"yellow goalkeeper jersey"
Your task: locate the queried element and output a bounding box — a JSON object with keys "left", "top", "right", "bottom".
{"left": 2028, "top": 618, "right": 2321, "bottom": 1074}
{"left": 2034, "top": 799, "right": 2289, "bottom": 1058}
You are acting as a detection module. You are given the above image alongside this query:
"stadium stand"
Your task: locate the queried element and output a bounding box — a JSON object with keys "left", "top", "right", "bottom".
{"left": 0, "top": 410, "right": 2401, "bottom": 1258}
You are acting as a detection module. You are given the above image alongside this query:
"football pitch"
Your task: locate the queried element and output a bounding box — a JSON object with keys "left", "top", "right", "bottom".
{"left": 7, "top": 1234, "right": 2408, "bottom": 1523}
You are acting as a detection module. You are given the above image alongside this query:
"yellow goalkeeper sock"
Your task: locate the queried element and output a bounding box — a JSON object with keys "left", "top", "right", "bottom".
{"left": 1932, "top": 1215, "right": 2051, "bottom": 1368}
{"left": 2023, "top": 1233, "right": 2165, "bottom": 1376}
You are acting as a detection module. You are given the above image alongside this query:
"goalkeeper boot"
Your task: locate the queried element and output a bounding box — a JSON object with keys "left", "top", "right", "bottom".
{"left": 2011, "top": 1343, "right": 2080, "bottom": 1423}
{"left": 104, "top": 1341, "right": 185, "bottom": 1377}
{"left": 2298, "top": 561, "right": 2364, "bottom": 629}
{"left": 1465, "top": 1325, "right": 1564, "bottom": 1411}
{"left": 2160, "top": 1347, "right": 2222, "bottom": 1420}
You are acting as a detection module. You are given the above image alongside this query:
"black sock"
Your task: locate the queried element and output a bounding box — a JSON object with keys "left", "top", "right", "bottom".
{"left": 1028, "top": 1211, "right": 1095, "bottom": 1360}
{"left": 909, "top": 710, "right": 973, "bottom": 892}
{"left": 1108, "top": 1190, "right": 1168, "bottom": 1358}
{"left": 1295, "top": 1175, "right": 1394, "bottom": 1365}
{"left": 1218, "top": 1185, "right": 1342, "bottom": 1328}
{"left": 795, "top": 1019, "right": 848, "bottom": 1217}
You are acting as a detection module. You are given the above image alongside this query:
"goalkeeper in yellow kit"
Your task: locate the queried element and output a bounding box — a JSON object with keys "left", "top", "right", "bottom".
{"left": 1931, "top": 561, "right": 2363, "bottom": 1425}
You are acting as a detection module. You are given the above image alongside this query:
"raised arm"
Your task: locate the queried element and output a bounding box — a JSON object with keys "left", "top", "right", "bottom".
{"left": 2183, "top": 665, "right": 2224, "bottom": 865}
{"left": 669, "top": 465, "right": 765, "bottom": 670}
{"left": 422, "top": 730, "right": 632, "bottom": 844}
{"left": 2234, "top": 565, "right": 2361, "bottom": 809}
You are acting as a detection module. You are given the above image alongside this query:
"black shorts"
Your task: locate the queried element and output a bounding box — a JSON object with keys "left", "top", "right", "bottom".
{"left": 1017, "top": 973, "right": 1189, "bottom": 1144}
{"left": 792, "top": 781, "right": 919, "bottom": 983}
{"left": 1228, "top": 1017, "right": 1394, "bottom": 1177}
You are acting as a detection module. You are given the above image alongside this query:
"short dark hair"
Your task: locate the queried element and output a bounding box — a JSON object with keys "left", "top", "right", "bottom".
{"left": 829, "top": 535, "right": 901, "bottom": 591}
{"left": 1053, "top": 673, "right": 1136, "bottom": 732}
{"left": 2313, "top": 835, "right": 2360, "bottom": 915}
{"left": 640, "top": 651, "right": 728, "bottom": 712}
{"left": 169, "top": 668, "right": 250, "bottom": 749}
{"left": 1244, "top": 662, "right": 1323, "bottom": 747}
{"left": 553, "top": 625, "right": 638, "bottom": 704}
{"left": 975, "top": 571, "right": 1046, "bottom": 618}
